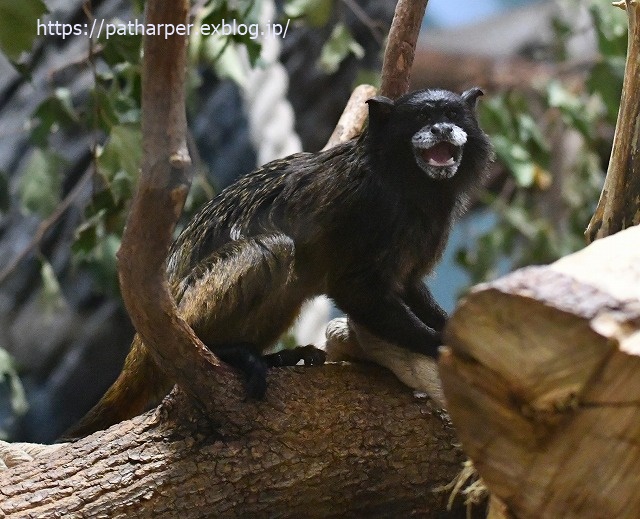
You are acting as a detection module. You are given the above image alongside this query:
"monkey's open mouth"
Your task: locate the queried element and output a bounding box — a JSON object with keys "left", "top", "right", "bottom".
{"left": 419, "top": 141, "right": 461, "bottom": 167}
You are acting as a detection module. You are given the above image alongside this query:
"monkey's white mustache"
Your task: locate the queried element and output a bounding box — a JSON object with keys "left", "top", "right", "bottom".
{"left": 412, "top": 124, "right": 466, "bottom": 166}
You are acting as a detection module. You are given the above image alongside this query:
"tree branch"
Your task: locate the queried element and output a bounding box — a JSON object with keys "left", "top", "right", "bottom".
{"left": 586, "top": 0, "right": 640, "bottom": 242}
{"left": 322, "top": 84, "right": 377, "bottom": 150}
{"left": 0, "top": 167, "right": 92, "bottom": 285}
{"left": 115, "top": 0, "right": 246, "bottom": 429}
{"left": 379, "top": 0, "right": 429, "bottom": 99}
{"left": 0, "top": 364, "right": 471, "bottom": 518}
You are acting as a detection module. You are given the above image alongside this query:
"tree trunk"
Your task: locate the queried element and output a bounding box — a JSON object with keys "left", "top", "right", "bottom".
{"left": 0, "top": 364, "right": 473, "bottom": 518}
{"left": 440, "top": 224, "right": 640, "bottom": 519}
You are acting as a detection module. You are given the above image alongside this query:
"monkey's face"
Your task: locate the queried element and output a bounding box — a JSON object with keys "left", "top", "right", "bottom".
{"left": 366, "top": 87, "right": 487, "bottom": 183}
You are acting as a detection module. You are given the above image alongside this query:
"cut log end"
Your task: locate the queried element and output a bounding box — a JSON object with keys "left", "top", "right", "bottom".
{"left": 440, "top": 225, "right": 640, "bottom": 519}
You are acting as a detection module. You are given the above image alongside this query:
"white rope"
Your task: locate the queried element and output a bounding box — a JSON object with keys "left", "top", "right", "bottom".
{"left": 241, "top": 0, "right": 302, "bottom": 166}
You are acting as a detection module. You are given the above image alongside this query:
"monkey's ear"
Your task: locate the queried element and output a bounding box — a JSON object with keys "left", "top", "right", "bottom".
{"left": 461, "top": 87, "right": 484, "bottom": 109}
{"left": 366, "top": 96, "right": 395, "bottom": 123}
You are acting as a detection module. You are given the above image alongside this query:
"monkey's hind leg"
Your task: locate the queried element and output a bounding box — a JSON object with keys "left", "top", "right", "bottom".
{"left": 214, "top": 342, "right": 269, "bottom": 398}
{"left": 207, "top": 341, "right": 327, "bottom": 400}
{"left": 175, "top": 233, "right": 313, "bottom": 398}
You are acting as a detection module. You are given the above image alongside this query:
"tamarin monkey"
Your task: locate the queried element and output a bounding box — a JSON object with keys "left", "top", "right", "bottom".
{"left": 65, "top": 87, "right": 493, "bottom": 438}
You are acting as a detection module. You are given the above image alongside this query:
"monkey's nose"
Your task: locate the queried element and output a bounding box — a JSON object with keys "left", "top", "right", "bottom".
{"left": 431, "top": 123, "right": 453, "bottom": 137}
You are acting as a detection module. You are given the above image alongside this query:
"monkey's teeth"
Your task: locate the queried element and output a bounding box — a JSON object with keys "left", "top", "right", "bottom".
{"left": 420, "top": 141, "right": 457, "bottom": 168}
{"left": 428, "top": 157, "right": 455, "bottom": 167}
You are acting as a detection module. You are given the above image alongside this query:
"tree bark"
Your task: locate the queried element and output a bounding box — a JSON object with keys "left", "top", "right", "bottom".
{"left": 0, "top": 364, "right": 471, "bottom": 518}
{"left": 586, "top": 0, "right": 640, "bottom": 242}
{"left": 380, "top": 0, "right": 429, "bottom": 99}
{"left": 116, "top": 0, "right": 249, "bottom": 426}
{"left": 440, "top": 224, "right": 640, "bottom": 519}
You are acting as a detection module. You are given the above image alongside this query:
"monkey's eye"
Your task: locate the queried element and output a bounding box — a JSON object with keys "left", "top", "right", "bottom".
{"left": 444, "top": 108, "right": 460, "bottom": 120}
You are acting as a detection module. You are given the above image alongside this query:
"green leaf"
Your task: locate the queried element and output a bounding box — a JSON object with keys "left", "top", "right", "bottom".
{"left": 588, "top": 2, "right": 627, "bottom": 58}
{"left": 547, "top": 81, "right": 580, "bottom": 111}
{"left": 99, "top": 29, "right": 142, "bottom": 67}
{"left": 501, "top": 204, "right": 539, "bottom": 240}
{"left": 97, "top": 124, "right": 142, "bottom": 203}
{"left": 73, "top": 204, "right": 122, "bottom": 294}
{"left": 491, "top": 135, "right": 536, "bottom": 188}
{"left": 479, "top": 96, "right": 517, "bottom": 140}
{"left": 239, "top": 36, "right": 262, "bottom": 67}
{"left": 82, "top": 233, "right": 121, "bottom": 294}
{"left": 88, "top": 85, "right": 120, "bottom": 132}
{"left": 546, "top": 81, "right": 595, "bottom": 141}
{"left": 209, "top": 40, "right": 247, "bottom": 85}
{"left": 587, "top": 57, "right": 625, "bottom": 125}
{"left": 19, "top": 149, "right": 63, "bottom": 217}
{"left": 0, "top": 347, "right": 28, "bottom": 420}
{"left": 72, "top": 209, "right": 104, "bottom": 256}
{"left": 285, "top": 0, "right": 333, "bottom": 27}
{"left": 515, "top": 113, "right": 547, "bottom": 151}
{"left": 0, "top": 0, "right": 47, "bottom": 61}
{"left": 88, "top": 70, "right": 142, "bottom": 132}
{"left": 132, "top": 0, "right": 145, "bottom": 14}
{"left": 38, "top": 258, "right": 67, "bottom": 315}
{"left": 31, "top": 88, "right": 79, "bottom": 147}
{"left": 190, "top": 1, "right": 264, "bottom": 72}
{"left": 318, "top": 23, "right": 364, "bottom": 74}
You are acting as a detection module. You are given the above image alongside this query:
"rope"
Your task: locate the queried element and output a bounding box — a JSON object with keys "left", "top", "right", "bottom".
{"left": 241, "top": 0, "right": 302, "bottom": 165}
{"left": 0, "top": 440, "right": 67, "bottom": 470}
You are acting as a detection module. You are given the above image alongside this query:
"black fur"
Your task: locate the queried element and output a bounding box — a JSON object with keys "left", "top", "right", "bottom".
{"left": 168, "top": 88, "right": 493, "bottom": 394}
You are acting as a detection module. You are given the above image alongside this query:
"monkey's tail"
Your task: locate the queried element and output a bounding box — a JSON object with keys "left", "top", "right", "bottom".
{"left": 60, "top": 334, "right": 172, "bottom": 440}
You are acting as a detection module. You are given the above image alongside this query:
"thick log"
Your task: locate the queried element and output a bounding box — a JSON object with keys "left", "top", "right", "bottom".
{"left": 440, "top": 225, "right": 640, "bottom": 519}
{"left": 0, "top": 364, "right": 470, "bottom": 518}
